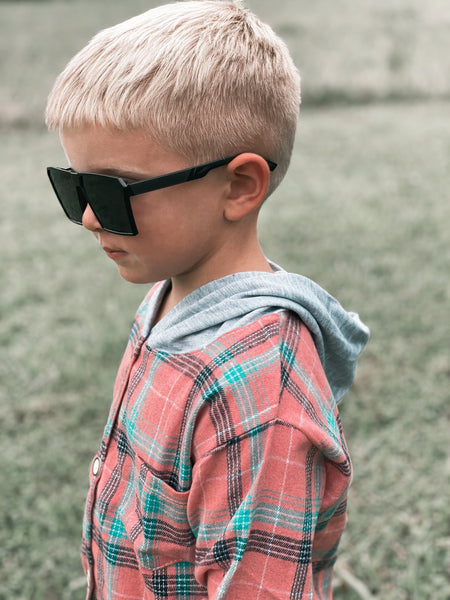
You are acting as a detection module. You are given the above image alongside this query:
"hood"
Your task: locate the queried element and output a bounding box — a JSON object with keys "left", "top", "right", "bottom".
{"left": 141, "top": 264, "right": 370, "bottom": 402}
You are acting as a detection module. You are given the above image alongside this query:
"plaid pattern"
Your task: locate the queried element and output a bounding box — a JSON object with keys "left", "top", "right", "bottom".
{"left": 82, "top": 288, "right": 352, "bottom": 599}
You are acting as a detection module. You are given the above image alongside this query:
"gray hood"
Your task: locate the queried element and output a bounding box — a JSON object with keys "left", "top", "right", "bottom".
{"left": 141, "top": 264, "right": 370, "bottom": 402}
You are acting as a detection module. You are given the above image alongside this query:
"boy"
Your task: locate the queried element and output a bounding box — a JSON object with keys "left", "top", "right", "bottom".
{"left": 45, "top": 1, "right": 369, "bottom": 598}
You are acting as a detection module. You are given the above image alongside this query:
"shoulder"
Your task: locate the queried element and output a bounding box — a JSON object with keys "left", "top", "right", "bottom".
{"left": 278, "top": 310, "right": 334, "bottom": 414}
{"left": 187, "top": 310, "right": 336, "bottom": 454}
{"left": 199, "top": 309, "right": 327, "bottom": 398}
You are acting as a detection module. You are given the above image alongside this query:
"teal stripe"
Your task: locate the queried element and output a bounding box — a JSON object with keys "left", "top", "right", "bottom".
{"left": 175, "top": 562, "right": 193, "bottom": 597}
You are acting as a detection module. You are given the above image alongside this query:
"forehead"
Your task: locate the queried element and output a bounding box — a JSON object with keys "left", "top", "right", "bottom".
{"left": 59, "top": 126, "right": 188, "bottom": 177}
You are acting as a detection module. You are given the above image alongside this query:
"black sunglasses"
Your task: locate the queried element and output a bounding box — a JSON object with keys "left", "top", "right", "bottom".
{"left": 47, "top": 155, "right": 277, "bottom": 236}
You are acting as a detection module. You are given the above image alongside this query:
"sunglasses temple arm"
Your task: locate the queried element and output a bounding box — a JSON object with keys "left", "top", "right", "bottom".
{"left": 128, "top": 169, "right": 198, "bottom": 196}
{"left": 128, "top": 161, "right": 229, "bottom": 196}
{"left": 128, "top": 156, "right": 276, "bottom": 196}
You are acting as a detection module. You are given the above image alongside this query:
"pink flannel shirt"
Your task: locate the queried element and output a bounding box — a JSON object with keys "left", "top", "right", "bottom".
{"left": 82, "top": 298, "right": 352, "bottom": 599}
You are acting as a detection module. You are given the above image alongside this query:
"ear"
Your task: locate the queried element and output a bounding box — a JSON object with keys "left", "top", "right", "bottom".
{"left": 223, "top": 153, "right": 271, "bottom": 222}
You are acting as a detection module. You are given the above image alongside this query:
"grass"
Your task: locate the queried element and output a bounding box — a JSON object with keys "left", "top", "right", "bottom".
{"left": 269, "top": 102, "right": 450, "bottom": 599}
{"left": 2, "top": 0, "right": 450, "bottom": 129}
{"left": 1, "top": 1, "right": 449, "bottom": 598}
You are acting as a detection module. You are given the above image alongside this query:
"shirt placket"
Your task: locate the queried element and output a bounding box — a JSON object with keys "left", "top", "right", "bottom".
{"left": 85, "top": 334, "right": 147, "bottom": 599}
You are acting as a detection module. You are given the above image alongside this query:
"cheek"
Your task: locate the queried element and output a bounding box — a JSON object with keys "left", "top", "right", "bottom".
{"left": 132, "top": 189, "right": 223, "bottom": 241}
{"left": 131, "top": 203, "right": 178, "bottom": 243}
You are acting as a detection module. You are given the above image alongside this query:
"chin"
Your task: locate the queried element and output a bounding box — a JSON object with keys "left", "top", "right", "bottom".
{"left": 117, "top": 267, "right": 154, "bottom": 285}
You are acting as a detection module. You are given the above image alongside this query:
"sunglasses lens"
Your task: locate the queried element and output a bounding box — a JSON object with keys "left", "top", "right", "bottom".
{"left": 47, "top": 168, "right": 84, "bottom": 224}
{"left": 47, "top": 169, "right": 137, "bottom": 235}
{"left": 82, "top": 174, "right": 137, "bottom": 235}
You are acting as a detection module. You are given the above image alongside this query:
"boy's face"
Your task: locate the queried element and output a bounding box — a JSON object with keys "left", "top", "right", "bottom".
{"left": 60, "top": 126, "right": 231, "bottom": 285}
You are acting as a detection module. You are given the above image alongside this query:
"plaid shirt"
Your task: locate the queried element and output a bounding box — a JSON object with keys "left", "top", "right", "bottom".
{"left": 82, "top": 294, "right": 352, "bottom": 599}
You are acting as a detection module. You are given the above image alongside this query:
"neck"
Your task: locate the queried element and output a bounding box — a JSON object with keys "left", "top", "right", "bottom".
{"left": 155, "top": 237, "right": 272, "bottom": 323}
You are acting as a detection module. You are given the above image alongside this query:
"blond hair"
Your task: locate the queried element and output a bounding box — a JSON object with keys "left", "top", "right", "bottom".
{"left": 46, "top": 0, "right": 300, "bottom": 195}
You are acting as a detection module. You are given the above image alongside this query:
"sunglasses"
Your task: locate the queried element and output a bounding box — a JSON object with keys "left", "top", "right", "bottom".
{"left": 47, "top": 155, "right": 277, "bottom": 236}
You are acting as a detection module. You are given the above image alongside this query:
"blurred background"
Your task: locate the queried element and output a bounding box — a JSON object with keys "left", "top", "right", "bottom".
{"left": 1, "top": 0, "right": 449, "bottom": 598}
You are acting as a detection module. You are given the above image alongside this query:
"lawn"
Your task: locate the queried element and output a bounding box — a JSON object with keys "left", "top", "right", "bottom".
{"left": 1, "top": 1, "right": 449, "bottom": 599}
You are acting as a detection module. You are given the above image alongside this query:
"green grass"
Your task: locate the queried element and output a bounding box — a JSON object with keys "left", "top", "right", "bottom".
{"left": 266, "top": 101, "right": 450, "bottom": 599}
{"left": 1, "top": 1, "right": 449, "bottom": 598}
{"left": 2, "top": 0, "right": 450, "bottom": 129}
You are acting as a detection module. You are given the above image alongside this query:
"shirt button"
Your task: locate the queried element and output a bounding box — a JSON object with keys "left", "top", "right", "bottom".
{"left": 92, "top": 457, "right": 101, "bottom": 476}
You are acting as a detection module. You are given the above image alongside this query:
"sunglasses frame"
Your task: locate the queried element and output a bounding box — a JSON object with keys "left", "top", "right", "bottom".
{"left": 47, "top": 154, "right": 277, "bottom": 236}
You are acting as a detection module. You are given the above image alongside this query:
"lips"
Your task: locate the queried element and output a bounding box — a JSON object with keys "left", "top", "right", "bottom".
{"left": 102, "top": 246, "right": 128, "bottom": 260}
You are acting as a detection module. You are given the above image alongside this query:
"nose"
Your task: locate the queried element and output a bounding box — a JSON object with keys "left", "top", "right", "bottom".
{"left": 82, "top": 203, "right": 103, "bottom": 233}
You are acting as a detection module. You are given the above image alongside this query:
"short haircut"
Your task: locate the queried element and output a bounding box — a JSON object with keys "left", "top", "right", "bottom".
{"left": 46, "top": 0, "right": 301, "bottom": 196}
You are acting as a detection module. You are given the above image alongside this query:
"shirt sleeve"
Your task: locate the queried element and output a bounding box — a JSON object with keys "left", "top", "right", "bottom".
{"left": 187, "top": 418, "right": 350, "bottom": 599}
{"left": 187, "top": 317, "right": 352, "bottom": 599}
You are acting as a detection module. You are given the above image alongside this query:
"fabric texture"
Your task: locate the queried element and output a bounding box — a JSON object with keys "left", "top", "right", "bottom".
{"left": 139, "top": 263, "right": 369, "bottom": 402}
{"left": 82, "top": 270, "right": 369, "bottom": 599}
